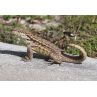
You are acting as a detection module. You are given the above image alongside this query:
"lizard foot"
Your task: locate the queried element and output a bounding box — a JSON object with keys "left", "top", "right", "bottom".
{"left": 21, "top": 56, "right": 32, "bottom": 62}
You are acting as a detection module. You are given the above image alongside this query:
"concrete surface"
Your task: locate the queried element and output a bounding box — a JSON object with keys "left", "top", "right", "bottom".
{"left": 0, "top": 42, "right": 97, "bottom": 81}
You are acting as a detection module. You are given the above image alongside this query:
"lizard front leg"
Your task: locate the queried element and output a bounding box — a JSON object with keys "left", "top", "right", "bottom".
{"left": 22, "top": 44, "right": 33, "bottom": 61}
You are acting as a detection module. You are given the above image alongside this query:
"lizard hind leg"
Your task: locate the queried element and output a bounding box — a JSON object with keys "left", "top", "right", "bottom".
{"left": 50, "top": 53, "right": 62, "bottom": 65}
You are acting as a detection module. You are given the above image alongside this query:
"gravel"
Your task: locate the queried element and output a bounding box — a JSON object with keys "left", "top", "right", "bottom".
{"left": 0, "top": 42, "right": 97, "bottom": 81}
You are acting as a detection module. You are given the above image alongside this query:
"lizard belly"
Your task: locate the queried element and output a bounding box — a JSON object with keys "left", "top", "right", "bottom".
{"left": 31, "top": 46, "right": 51, "bottom": 56}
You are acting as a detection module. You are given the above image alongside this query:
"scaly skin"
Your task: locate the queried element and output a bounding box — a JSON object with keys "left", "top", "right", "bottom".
{"left": 12, "top": 28, "right": 87, "bottom": 64}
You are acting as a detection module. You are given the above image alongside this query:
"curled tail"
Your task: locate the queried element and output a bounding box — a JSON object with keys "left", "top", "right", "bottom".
{"left": 62, "top": 44, "right": 87, "bottom": 64}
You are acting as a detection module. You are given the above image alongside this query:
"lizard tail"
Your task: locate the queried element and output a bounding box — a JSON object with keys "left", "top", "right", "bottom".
{"left": 62, "top": 44, "right": 87, "bottom": 64}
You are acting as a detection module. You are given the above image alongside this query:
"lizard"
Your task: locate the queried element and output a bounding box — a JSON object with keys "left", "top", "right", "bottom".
{"left": 12, "top": 28, "right": 87, "bottom": 64}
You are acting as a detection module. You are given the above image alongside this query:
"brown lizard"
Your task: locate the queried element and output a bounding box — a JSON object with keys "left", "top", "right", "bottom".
{"left": 12, "top": 28, "right": 87, "bottom": 64}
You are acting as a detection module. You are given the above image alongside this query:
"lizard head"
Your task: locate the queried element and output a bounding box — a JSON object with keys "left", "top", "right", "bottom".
{"left": 11, "top": 28, "right": 30, "bottom": 40}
